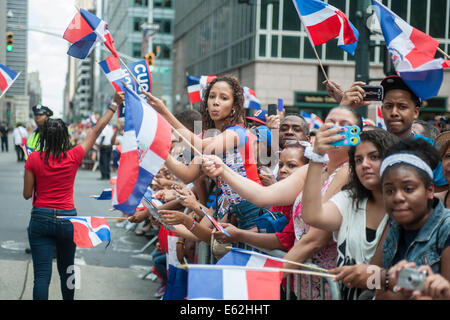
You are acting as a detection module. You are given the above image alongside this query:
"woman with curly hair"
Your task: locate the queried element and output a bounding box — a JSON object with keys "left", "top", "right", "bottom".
{"left": 144, "top": 75, "right": 263, "bottom": 240}
{"left": 301, "top": 128, "right": 399, "bottom": 300}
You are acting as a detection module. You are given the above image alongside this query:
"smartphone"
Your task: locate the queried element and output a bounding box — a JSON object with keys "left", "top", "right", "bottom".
{"left": 361, "top": 85, "right": 384, "bottom": 101}
{"left": 268, "top": 104, "right": 277, "bottom": 116}
{"left": 277, "top": 98, "right": 284, "bottom": 112}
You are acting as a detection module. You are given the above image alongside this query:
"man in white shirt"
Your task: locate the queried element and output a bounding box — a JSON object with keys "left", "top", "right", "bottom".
{"left": 96, "top": 122, "right": 114, "bottom": 180}
{"left": 12, "top": 123, "right": 28, "bottom": 162}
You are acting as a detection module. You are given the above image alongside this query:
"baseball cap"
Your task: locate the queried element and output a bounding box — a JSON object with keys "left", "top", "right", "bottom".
{"left": 32, "top": 104, "right": 53, "bottom": 116}
{"left": 254, "top": 125, "right": 272, "bottom": 148}
{"left": 380, "top": 75, "right": 421, "bottom": 107}
{"left": 245, "top": 109, "right": 268, "bottom": 125}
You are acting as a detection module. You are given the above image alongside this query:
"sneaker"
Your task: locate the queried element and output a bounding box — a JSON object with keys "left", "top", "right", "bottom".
{"left": 154, "top": 284, "right": 166, "bottom": 298}
{"left": 115, "top": 220, "right": 128, "bottom": 228}
{"left": 125, "top": 220, "right": 137, "bottom": 231}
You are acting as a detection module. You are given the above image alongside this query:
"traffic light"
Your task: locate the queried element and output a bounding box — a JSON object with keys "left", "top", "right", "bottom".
{"left": 6, "top": 32, "right": 13, "bottom": 52}
{"left": 145, "top": 52, "right": 155, "bottom": 66}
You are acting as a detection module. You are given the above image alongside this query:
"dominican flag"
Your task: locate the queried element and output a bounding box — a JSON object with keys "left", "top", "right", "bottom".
{"left": 187, "top": 248, "right": 284, "bottom": 300}
{"left": 372, "top": 0, "right": 450, "bottom": 100}
{"left": 63, "top": 8, "right": 118, "bottom": 59}
{"left": 376, "top": 105, "right": 386, "bottom": 130}
{"left": 0, "top": 64, "right": 20, "bottom": 98}
{"left": 59, "top": 216, "right": 111, "bottom": 248}
{"left": 243, "top": 86, "right": 262, "bottom": 110}
{"left": 99, "top": 56, "right": 127, "bottom": 92}
{"left": 186, "top": 75, "right": 217, "bottom": 104}
{"left": 292, "top": 0, "right": 359, "bottom": 55}
{"left": 112, "top": 86, "right": 172, "bottom": 214}
{"left": 301, "top": 111, "right": 323, "bottom": 130}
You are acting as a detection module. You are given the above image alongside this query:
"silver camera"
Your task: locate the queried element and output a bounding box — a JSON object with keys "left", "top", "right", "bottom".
{"left": 397, "top": 267, "right": 426, "bottom": 291}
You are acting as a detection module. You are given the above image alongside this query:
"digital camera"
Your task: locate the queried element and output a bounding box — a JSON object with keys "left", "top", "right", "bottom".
{"left": 397, "top": 267, "right": 426, "bottom": 291}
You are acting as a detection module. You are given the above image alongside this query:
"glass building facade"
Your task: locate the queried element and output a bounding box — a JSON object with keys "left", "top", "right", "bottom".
{"left": 173, "top": 0, "right": 450, "bottom": 118}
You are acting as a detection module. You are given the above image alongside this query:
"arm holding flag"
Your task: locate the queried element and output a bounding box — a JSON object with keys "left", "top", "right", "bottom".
{"left": 143, "top": 91, "right": 243, "bottom": 156}
{"left": 80, "top": 91, "right": 122, "bottom": 153}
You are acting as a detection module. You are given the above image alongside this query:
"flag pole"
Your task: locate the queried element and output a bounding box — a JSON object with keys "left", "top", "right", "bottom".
{"left": 116, "top": 68, "right": 203, "bottom": 157}
{"left": 312, "top": 46, "right": 329, "bottom": 82}
{"left": 185, "top": 71, "right": 194, "bottom": 110}
{"left": 437, "top": 47, "right": 450, "bottom": 60}
{"left": 180, "top": 264, "right": 336, "bottom": 279}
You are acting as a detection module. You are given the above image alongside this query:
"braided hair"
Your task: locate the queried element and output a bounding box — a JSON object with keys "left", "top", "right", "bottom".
{"left": 200, "top": 75, "right": 245, "bottom": 131}
{"left": 38, "top": 118, "right": 72, "bottom": 164}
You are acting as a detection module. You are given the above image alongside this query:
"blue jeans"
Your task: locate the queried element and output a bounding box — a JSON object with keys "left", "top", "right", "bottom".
{"left": 27, "top": 207, "right": 77, "bottom": 300}
{"left": 152, "top": 250, "right": 167, "bottom": 283}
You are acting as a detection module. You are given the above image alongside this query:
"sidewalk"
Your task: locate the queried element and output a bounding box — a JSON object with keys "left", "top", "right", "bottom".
{"left": 0, "top": 259, "right": 158, "bottom": 300}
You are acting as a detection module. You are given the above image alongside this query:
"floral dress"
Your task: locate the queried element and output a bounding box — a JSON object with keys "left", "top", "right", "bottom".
{"left": 291, "top": 162, "right": 348, "bottom": 299}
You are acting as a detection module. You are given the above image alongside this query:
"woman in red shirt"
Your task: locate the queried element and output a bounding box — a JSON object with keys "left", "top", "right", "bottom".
{"left": 23, "top": 93, "right": 123, "bottom": 300}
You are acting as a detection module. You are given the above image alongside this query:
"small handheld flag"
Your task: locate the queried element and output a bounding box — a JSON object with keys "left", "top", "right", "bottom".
{"left": 292, "top": 0, "right": 359, "bottom": 55}
{"left": 0, "top": 64, "right": 20, "bottom": 99}
{"left": 58, "top": 216, "right": 111, "bottom": 248}
{"left": 201, "top": 208, "right": 230, "bottom": 237}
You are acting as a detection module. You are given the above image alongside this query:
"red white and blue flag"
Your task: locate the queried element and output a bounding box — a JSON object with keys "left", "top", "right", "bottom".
{"left": 376, "top": 105, "right": 386, "bottom": 130}
{"left": 59, "top": 216, "right": 111, "bottom": 248}
{"left": 0, "top": 64, "right": 20, "bottom": 98}
{"left": 90, "top": 188, "right": 112, "bottom": 200}
{"left": 372, "top": 0, "right": 450, "bottom": 100}
{"left": 99, "top": 56, "right": 127, "bottom": 92}
{"left": 112, "top": 86, "right": 172, "bottom": 214}
{"left": 292, "top": 0, "right": 359, "bottom": 55}
{"left": 187, "top": 75, "right": 217, "bottom": 104}
{"left": 187, "top": 248, "right": 283, "bottom": 300}
{"left": 301, "top": 111, "right": 323, "bottom": 130}
{"left": 63, "top": 8, "right": 118, "bottom": 59}
{"left": 243, "top": 86, "right": 261, "bottom": 110}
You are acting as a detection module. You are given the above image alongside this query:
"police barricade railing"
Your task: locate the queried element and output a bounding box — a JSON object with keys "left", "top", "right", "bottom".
{"left": 194, "top": 240, "right": 341, "bottom": 300}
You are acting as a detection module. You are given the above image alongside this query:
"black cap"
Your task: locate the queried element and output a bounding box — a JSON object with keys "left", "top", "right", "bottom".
{"left": 380, "top": 75, "right": 421, "bottom": 107}
{"left": 32, "top": 104, "right": 53, "bottom": 116}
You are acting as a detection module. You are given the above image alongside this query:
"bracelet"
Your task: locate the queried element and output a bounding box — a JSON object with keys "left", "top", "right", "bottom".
{"left": 108, "top": 106, "right": 117, "bottom": 113}
{"left": 110, "top": 101, "right": 118, "bottom": 107}
{"left": 384, "top": 270, "right": 390, "bottom": 291}
{"left": 188, "top": 219, "right": 197, "bottom": 231}
{"left": 304, "top": 146, "right": 329, "bottom": 164}
{"left": 176, "top": 240, "right": 185, "bottom": 245}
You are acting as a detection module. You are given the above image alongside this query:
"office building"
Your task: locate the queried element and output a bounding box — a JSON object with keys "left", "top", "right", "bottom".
{"left": 173, "top": 0, "right": 450, "bottom": 121}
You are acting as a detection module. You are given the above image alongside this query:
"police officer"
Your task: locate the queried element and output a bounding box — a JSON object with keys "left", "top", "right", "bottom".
{"left": 25, "top": 104, "right": 53, "bottom": 160}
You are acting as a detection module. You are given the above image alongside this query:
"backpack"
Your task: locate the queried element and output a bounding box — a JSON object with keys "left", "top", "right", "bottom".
{"left": 255, "top": 208, "right": 288, "bottom": 233}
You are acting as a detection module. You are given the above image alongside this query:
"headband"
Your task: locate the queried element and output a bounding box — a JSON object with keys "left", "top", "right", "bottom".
{"left": 380, "top": 153, "right": 434, "bottom": 180}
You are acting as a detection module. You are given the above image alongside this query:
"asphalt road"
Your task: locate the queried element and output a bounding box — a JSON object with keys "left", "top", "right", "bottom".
{"left": 0, "top": 139, "right": 161, "bottom": 299}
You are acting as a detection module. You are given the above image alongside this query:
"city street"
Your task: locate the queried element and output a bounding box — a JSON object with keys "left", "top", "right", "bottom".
{"left": 0, "top": 137, "right": 160, "bottom": 300}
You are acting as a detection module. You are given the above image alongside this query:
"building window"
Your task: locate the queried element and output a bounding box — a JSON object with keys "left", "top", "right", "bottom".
{"left": 429, "top": 0, "right": 447, "bottom": 38}
{"left": 259, "top": 35, "right": 266, "bottom": 57}
{"left": 282, "top": 0, "right": 301, "bottom": 31}
{"left": 410, "top": 0, "right": 427, "bottom": 32}
{"left": 325, "top": 39, "right": 343, "bottom": 61}
{"left": 154, "top": 0, "right": 172, "bottom": 8}
{"left": 271, "top": 35, "right": 278, "bottom": 57}
{"left": 282, "top": 36, "right": 300, "bottom": 58}
{"left": 133, "top": 43, "right": 142, "bottom": 58}
{"left": 154, "top": 19, "right": 171, "bottom": 34}
{"left": 390, "top": 0, "right": 407, "bottom": 20}
{"left": 134, "top": 0, "right": 148, "bottom": 7}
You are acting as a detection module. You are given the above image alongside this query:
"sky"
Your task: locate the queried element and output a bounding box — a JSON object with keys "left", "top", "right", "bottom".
{"left": 28, "top": 0, "right": 76, "bottom": 118}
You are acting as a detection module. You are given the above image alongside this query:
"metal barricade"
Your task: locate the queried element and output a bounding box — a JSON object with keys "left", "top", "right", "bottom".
{"left": 194, "top": 241, "right": 341, "bottom": 300}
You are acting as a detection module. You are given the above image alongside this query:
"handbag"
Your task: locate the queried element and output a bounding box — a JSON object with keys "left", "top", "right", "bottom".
{"left": 255, "top": 208, "right": 288, "bottom": 233}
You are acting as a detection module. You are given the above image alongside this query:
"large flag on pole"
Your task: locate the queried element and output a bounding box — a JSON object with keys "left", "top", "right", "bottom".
{"left": 292, "top": 0, "right": 359, "bottom": 55}
{"left": 112, "top": 86, "right": 172, "bottom": 214}
{"left": 372, "top": 0, "right": 450, "bottom": 100}
{"left": 0, "top": 64, "right": 20, "bottom": 98}
{"left": 63, "top": 8, "right": 119, "bottom": 59}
